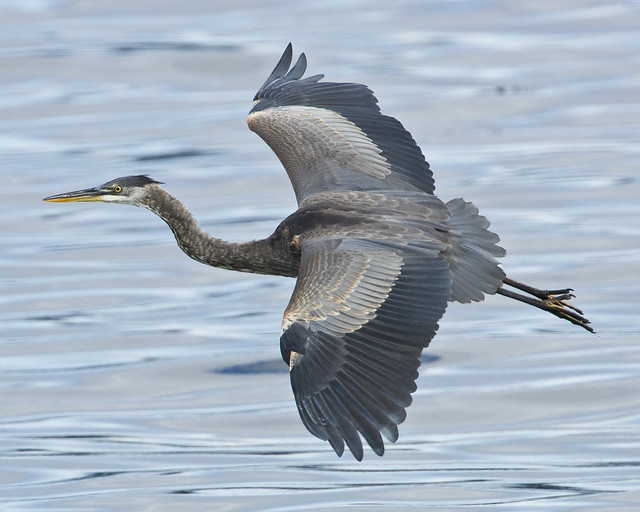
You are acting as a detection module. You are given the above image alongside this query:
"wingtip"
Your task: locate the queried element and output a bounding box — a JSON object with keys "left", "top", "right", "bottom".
{"left": 254, "top": 43, "right": 295, "bottom": 99}
{"left": 281, "top": 51, "right": 307, "bottom": 82}
{"left": 329, "top": 436, "right": 345, "bottom": 458}
{"left": 252, "top": 43, "right": 316, "bottom": 105}
{"left": 283, "top": 42, "right": 293, "bottom": 63}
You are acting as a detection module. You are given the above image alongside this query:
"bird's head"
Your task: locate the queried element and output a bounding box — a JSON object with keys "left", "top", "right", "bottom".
{"left": 43, "top": 175, "right": 163, "bottom": 207}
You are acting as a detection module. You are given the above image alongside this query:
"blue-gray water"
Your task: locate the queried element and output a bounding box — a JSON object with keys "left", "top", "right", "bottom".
{"left": 1, "top": 1, "right": 639, "bottom": 510}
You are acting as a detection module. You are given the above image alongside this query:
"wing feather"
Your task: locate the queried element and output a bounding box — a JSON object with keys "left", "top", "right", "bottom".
{"left": 280, "top": 236, "right": 451, "bottom": 459}
{"left": 248, "top": 45, "right": 435, "bottom": 203}
{"left": 253, "top": 43, "right": 293, "bottom": 95}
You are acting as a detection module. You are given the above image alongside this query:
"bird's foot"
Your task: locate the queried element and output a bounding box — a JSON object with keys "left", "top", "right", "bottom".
{"left": 498, "top": 278, "right": 594, "bottom": 333}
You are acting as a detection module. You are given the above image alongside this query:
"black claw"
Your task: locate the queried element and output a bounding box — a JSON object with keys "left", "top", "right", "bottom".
{"left": 498, "top": 277, "right": 594, "bottom": 333}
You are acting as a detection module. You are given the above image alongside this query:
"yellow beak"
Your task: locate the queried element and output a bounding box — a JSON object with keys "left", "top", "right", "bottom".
{"left": 43, "top": 187, "right": 105, "bottom": 202}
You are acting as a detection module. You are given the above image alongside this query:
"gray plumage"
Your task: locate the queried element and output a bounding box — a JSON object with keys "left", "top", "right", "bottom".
{"left": 44, "top": 44, "right": 592, "bottom": 461}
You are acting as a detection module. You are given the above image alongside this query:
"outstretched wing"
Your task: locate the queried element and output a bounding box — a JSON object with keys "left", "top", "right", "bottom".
{"left": 280, "top": 235, "right": 451, "bottom": 460}
{"left": 248, "top": 44, "right": 435, "bottom": 204}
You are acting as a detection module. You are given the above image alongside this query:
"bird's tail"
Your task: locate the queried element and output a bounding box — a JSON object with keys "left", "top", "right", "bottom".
{"left": 445, "top": 198, "right": 593, "bottom": 332}
{"left": 445, "top": 198, "right": 506, "bottom": 304}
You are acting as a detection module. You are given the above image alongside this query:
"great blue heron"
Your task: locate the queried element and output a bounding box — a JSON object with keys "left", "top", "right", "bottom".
{"left": 44, "top": 44, "right": 592, "bottom": 460}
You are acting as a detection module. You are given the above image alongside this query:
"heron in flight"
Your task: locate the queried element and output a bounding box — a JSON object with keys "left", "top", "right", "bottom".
{"left": 44, "top": 44, "right": 592, "bottom": 460}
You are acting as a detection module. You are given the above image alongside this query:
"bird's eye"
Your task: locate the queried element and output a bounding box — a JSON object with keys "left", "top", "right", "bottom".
{"left": 113, "top": 185, "right": 123, "bottom": 193}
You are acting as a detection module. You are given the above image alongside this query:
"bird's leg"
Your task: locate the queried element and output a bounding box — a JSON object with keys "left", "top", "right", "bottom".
{"left": 496, "top": 277, "right": 594, "bottom": 333}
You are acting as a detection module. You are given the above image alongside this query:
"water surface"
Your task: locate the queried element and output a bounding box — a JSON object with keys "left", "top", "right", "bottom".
{"left": 1, "top": 0, "right": 639, "bottom": 510}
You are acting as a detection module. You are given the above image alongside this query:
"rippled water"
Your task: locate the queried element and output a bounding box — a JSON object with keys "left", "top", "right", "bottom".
{"left": 1, "top": 0, "right": 639, "bottom": 510}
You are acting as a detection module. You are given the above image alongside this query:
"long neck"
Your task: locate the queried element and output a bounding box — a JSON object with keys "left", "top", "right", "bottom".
{"left": 141, "top": 185, "right": 298, "bottom": 277}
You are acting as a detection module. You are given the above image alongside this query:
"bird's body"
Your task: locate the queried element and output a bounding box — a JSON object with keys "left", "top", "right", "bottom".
{"left": 44, "top": 44, "right": 592, "bottom": 460}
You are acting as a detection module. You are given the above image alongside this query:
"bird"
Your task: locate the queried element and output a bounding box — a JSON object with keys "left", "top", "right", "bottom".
{"left": 44, "top": 44, "right": 592, "bottom": 460}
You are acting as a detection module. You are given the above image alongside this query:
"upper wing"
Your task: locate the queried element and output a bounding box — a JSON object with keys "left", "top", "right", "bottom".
{"left": 247, "top": 44, "right": 435, "bottom": 204}
{"left": 280, "top": 235, "right": 451, "bottom": 460}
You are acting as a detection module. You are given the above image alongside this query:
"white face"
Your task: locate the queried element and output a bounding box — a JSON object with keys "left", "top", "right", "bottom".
{"left": 99, "top": 186, "right": 149, "bottom": 205}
